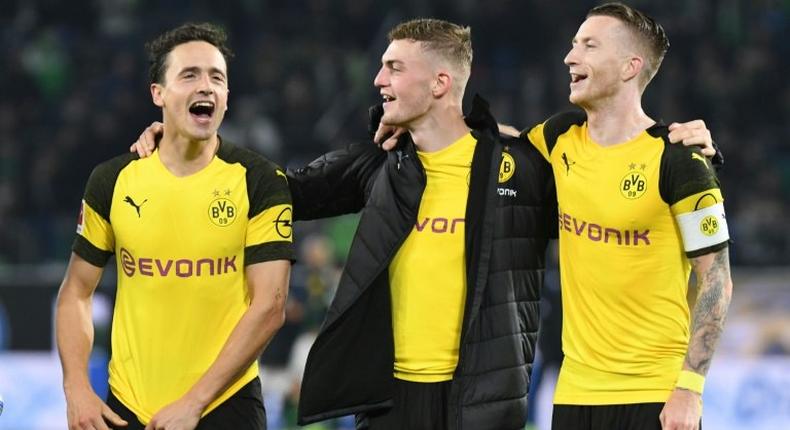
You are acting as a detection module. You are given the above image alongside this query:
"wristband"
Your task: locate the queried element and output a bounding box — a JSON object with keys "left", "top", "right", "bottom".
{"left": 675, "top": 370, "right": 705, "bottom": 395}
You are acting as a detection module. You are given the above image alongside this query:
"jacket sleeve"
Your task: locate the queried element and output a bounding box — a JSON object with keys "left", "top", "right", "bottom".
{"left": 287, "top": 143, "right": 387, "bottom": 221}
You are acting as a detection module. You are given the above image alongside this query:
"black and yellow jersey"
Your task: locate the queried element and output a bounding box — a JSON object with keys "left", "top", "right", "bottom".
{"left": 389, "top": 133, "right": 476, "bottom": 383}
{"left": 73, "top": 140, "right": 294, "bottom": 422}
{"left": 525, "top": 112, "right": 729, "bottom": 405}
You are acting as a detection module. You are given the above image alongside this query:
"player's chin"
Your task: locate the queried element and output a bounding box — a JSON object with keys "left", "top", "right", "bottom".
{"left": 187, "top": 127, "right": 218, "bottom": 142}
{"left": 380, "top": 114, "right": 403, "bottom": 127}
{"left": 568, "top": 91, "right": 587, "bottom": 106}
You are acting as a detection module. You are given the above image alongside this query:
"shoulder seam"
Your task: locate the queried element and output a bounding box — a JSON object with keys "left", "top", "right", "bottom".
{"left": 85, "top": 153, "right": 137, "bottom": 222}
{"left": 543, "top": 110, "right": 586, "bottom": 154}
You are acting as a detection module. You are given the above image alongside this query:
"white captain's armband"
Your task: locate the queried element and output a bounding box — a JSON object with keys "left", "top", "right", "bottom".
{"left": 675, "top": 202, "right": 729, "bottom": 253}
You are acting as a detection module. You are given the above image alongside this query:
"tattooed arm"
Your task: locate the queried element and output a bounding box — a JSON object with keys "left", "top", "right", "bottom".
{"left": 684, "top": 248, "right": 733, "bottom": 375}
{"left": 660, "top": 248, "right": 733, "bottom": 430}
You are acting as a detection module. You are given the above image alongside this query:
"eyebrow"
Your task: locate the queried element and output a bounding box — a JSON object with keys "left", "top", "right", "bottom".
{"left": 383, "top": 59, "right": 405, "bottom": 68}
{"left": 178, "top": 66, "right": 227, "bottom": 78}
{"left": 572, "top": 36, "right": 599, "bottom": 44}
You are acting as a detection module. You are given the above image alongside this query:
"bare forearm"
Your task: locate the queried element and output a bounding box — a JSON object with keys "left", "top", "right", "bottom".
{"left": 684, "top": 248, "right": 733, "bottom": 375}
{"left": 185, "top": 300, "right": 285, "bottom": 409}
{"left": 56, "top": 289, "right": 95, "bottom": 390}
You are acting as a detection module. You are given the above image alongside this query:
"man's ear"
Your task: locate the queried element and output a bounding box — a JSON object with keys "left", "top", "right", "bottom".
{"left": 151, "top": 83, "right": 165, "bottom": 108}
{"left": 432, "top": 71, "right": 453, "bottom": 98}
{"left": 621, "top": 55, "right": 644, "bottom": 83}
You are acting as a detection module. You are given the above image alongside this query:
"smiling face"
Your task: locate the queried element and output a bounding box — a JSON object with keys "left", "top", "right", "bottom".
{"left": 373, "top": 39, "right": 437, "bottom": 127}
{"left": 564, "top": 16, "right": 633, "bottom": 108}
{"left": 151, "top": 41, "right": 229, "bottom": 141}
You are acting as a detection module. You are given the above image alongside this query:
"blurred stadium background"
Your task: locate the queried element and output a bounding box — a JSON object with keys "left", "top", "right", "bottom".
{"left": 0, "top": 0, "right": 787, "bottom": 429}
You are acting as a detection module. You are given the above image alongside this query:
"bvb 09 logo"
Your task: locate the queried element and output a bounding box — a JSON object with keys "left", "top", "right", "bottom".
{"left": 620, "top": 172, "right": 647, "bottom": 199}
{"left": 499, "top": 153, "right": 515, "bottom": 183}
{"left": 208, "top": 198, "right": 237, "bottom": 227}
{"left": 699, "top": 215, "right": 720, "bottom": 236}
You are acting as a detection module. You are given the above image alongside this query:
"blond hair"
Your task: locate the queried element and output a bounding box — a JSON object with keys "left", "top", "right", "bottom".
{"left": 388, "top": 18, "right": 473, "bottom": 99}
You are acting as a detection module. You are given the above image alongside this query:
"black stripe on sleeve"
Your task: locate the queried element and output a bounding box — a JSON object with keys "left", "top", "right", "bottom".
{"left": 72, "top": 235, "right": 113, "bottom": 267}
{"left": 654, "top": 126, "right": 721, "bottom": 205}
{"left": 245, "top": 241, "right": 295, "bottom": 266}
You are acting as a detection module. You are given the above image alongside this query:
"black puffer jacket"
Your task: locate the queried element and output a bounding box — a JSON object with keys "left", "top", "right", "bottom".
{"left": 288, "top": 96, "right": 557, "bottom": 430}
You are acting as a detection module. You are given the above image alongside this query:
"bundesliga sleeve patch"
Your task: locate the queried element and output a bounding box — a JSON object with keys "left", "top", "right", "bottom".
{"left": 76, "top": 200, "right": 86, "bottom": 235}
{"left": 675, "top": 202, "right": 729, "bottom": 253}
{"left": 76, "top": 198, "right": 115, "bottom": 252}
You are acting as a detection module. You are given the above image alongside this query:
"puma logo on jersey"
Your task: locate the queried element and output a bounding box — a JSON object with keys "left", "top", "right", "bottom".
{"left": 691, "top": 152, "right": 708, "bottom": 166}
{"left": 562, "top": 152, "right": 576, "bottom": 175}
{"left": 124, "top": 196, "right": 148, "bottom": 218}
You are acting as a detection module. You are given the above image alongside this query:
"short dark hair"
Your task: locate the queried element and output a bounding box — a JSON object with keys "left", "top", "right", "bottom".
{"left": 145, "top": 22, "right": 234, "bottom": 84}
{"left": 588, "top": 2, "right": 669, "bottom": 87}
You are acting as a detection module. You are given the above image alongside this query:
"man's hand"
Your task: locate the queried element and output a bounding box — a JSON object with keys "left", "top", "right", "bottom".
{"left": 373, "top": 123, "right": 405, "bottom": 151}
{"left": 65, "top": 385, "right": 127, "bottom": 430}
{"left": 145, "top": 396, "right": 203, "bottom": 430}
{"left": 129, "top": 122, "right": 164, "bottom": 158}
{"left": 498, "top": 123, "right": 520, "bottom": 138}
{"left": 668, "top": 120, "right": 714, "bottom": 157}
{"left": 659, "top": 388, "right": 701, "bottom": 430}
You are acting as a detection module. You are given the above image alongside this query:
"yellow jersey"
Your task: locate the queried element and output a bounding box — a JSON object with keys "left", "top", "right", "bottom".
{"left": 389, "top": 133, "right": 476, "bottom": 383}
{"left": 526, "top": 112, "right": 728, "bottom": 404}
{"left": 73, "top": 140, "right": 294, "bottom": 422}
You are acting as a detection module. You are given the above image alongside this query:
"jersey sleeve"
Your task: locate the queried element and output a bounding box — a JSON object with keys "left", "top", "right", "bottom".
{"left": 660, "top": 143, "right": 730, "bottom": 258}
{"left": 72, "top": 163, "right": 118, "bottom": 267}
{"left": 522, "top": 122, "right": 550, "bottom": 162}
{"left": 521, "top": 111, "right": 587, "bottom": 163}
{"left": 245, "top": 161, "right": 295, "bottom": 265}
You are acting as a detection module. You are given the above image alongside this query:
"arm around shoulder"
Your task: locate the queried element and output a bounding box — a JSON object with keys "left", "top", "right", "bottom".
{"left": 287, "top": 143, "right": 387, "bottom": 220}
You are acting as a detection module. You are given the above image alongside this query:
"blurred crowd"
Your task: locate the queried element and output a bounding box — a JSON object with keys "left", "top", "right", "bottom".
{"left": 0, "top": 0, "right": 786, "bottom": 266}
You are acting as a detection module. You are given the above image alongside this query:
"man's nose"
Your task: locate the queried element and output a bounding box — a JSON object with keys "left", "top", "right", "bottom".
{"left": 197, "top": 74, "right": 214, "bottom": 94}
{"left": 374, "top": 67, "right": 387, "bottom": 87}
{"left": 564, "top": 48, "right": 578, "bottom": 66}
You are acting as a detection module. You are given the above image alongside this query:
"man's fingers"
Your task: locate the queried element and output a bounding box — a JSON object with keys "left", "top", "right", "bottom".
{"left": 102, "top": 405, "right": 128, "bottom": 426}
{"left": 667, "top": 127, "right": 692, "bottom": 143}
{"left": 699, "top": 146, "right": 715, "bottom": 157}
{"left": 90, "top": 415, "right": 111, "bottom": 430}
{"left": 670, "top": 119, "right": 705, "bottom": 131}
{"left": 382, "top": 136, "right": 398, "bottom": 151}
{"left": 373, "top": 124, "right": 392, "bottom": 143}
{"left": 142, "top": 132, "right": 156, "bottom": 154}
{"left": 498, "top": 123, "right": 520, "bottom": 137}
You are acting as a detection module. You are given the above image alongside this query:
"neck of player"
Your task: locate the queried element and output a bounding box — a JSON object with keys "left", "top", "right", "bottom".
{"left": 158, "top": 130, "right": 219, "bottom": 177}
{"left": 407, "top": 103, "right": 470, "bottom": 153}
{"left": 584, "top": 91, "right": 655, "bottom": 147}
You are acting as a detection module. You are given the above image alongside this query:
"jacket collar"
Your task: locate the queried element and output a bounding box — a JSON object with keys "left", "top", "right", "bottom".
{"left": 464, "top": 94, "right": 499, "bottom": 136}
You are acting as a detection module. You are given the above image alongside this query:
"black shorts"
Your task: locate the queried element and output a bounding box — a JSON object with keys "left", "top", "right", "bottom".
{"left": 552, "top": 403, "right": 702, "bottom": 430}
{"left": 106, "top": 378, "right": 266, "bottom": 430}
{"left": 356, "top": 378, "right": 451, "bottom": 430}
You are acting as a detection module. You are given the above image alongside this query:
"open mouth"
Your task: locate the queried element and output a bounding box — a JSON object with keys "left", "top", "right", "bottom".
{"left": 382, "top": 94, "right": 396, "bottom": 106}
{"left": 189, "top": 101, "right": 215, "bottom": 122}
{"left": 570, "top": 73, "right": 588, "bottom": 85}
